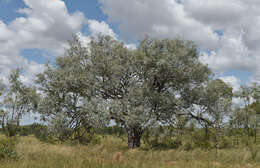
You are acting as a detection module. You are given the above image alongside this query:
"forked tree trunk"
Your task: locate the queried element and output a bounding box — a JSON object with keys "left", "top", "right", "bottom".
{"left": 126, "top": 126, "right": 143, "bottom": 149}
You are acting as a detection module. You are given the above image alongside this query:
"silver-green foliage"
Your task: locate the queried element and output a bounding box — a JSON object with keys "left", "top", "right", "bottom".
{"left": 0, "top": 69, "right": 39, "bottom": 137}
{"left": 36, "top": 35, "right": 212, "bottom": 148}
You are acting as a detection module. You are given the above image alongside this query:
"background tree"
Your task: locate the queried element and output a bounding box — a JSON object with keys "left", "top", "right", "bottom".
{"left": 0, "top": 68, "right": 39, "bottom": 139}
{"left": 234, "top": 83, "right": 260, "bottom": 144}
{"left": 247, "top": 101, "right": 260, "bottom": 143}
{"left": 230, "top": 107, "right": 245, "bottom": 146}
{"left": 248, "top": 83, "right": 260, "bottom": 143}
{"left": 0, "top": 80, "right": 6, "bottom": 132}
{"left": 200, "top": 79, "right": 233, "bottom": 158}
{"left": 0, "top": 79, "right": 5, "bottom": 95}
{"left": 235, "top": 85, "right": 253, "bottom": 137}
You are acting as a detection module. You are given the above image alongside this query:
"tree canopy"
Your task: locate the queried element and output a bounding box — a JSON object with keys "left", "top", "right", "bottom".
{"left": 36, "top": 35, "right": 213, "bottom": 148}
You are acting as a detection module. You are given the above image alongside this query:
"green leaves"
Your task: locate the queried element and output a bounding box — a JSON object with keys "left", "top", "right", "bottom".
{"left": 0, "top": 68, "right": 40, "bottom": 137}
{"left": 36, "top": 35, "right": 212, "bottom": 148}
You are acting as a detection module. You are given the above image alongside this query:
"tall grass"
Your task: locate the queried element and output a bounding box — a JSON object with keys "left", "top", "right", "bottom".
{"left": 1, "top": 134, "right": 260, "bottom": 168}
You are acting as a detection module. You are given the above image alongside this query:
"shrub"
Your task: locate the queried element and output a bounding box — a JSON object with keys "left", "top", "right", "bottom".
{"left": 69, "top": 128, "right": 101, "bottom": 146}
{"left": 219, "top": 136, "right": 232, "bottom": 149}
{"left": 160, "top": 137, "right": 182, "bottom": 149}
{"left": 182, "top": 141, "right": 194, "bottom": 151}
{"left": 69, "top": 134, "right": 101, "bottom": 146}
{"left": 142, "top": 126, "right": 182, "bottom": 149}
{"left": 193, "top": 135, "right": 212, "bottom": 150}
{"left": 241, "top": 136, "right": 252, "bottom": 147}
{"left": 143, "top": 135, "right": 182, "bottom": 149}
{"left": 0, "top": 138, "right": 18, "bottom": 160}
{"left": 191, "top": 130, "right": 212, "bottom": 150}
{"left": 19, "top": 128, "right": 29, "bottom": 136}
{"left": 34, "top": 125, "right": 54, "bottom": 143}
{"left": 6, "top": 123, "right": 17, "bottom": 137}
{"left": 89, "top": 134, "right": 101, "bottom": 145}
{"left": 194, "top": 140, "right": 211, "bottom": 149}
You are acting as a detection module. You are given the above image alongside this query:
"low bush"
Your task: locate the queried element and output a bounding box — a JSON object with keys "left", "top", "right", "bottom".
{"left": 69, "top": 133, "right": 101, "bottom": 146}
{"left": 182, "top": 141, "right": 194, "bottom": 151}
{"left": 34, "top": 125, "right": 55, "bottom": 143}
{"left": 192, "top": 133, "right": 212, "bottom": 150}
{"left": 0, "top": 138, "right": 18, "bottom": 160}
{"left": 165, "top": 137, "right": 182, "bottom": 149}
{"left": 19, "top": 128, "right": 29, "bottom": 136}
{"left": 219, "top": 136, "right": 233, "bottom": 149}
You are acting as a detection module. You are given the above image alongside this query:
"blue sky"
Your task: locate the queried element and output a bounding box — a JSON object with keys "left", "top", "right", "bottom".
{"left": 0, "top": 0, "right": 26, "bottom": 22}
{"left": 0, "top": 0, "right": 259, "bottom": 124}
{"left": 0, "top": 0, "right": 106, "bottom": 23}
{"left": 0, "top": 0, "right": 109, "bottom": 65}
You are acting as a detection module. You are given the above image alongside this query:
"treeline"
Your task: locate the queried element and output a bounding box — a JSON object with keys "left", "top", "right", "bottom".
{"left": 2, "top": 123, "right": 259, "bottom": 151}
{"left": 0, "top": 123, "right": 46, "bottom": 136}
{"left": 0, "top": 124, "right": 124, "bottom": 137}
{"left": 0, "top": 35, "right": 260, "bottom": 158}
{"left": 0, "top": 124, "right": 124, "bottom": 142}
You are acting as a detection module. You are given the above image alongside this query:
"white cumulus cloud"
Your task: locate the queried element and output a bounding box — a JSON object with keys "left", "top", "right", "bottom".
{"left": 0, "top": 0, "right": 86, "bottom": 84}
{"left": 99, "top": 0, "right": 260, "bottom": 83}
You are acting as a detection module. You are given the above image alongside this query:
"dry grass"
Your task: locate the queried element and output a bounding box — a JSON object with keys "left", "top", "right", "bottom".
{"left": 1, "top": 134, "right": 260, "bottom": 168}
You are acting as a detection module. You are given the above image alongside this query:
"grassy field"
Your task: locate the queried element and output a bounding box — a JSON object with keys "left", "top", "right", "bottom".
{"left": 1, "top": 134, "right": 260, "bottom": 168}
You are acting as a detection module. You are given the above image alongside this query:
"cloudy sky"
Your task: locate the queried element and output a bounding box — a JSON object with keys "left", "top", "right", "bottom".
{"left": 0, "top": 0, "right": 259, "bottom": 122}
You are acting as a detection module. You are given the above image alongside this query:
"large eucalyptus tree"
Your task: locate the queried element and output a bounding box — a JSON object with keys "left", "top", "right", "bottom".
{"left": 36, "top": 35, "right": 212, "bottom": 148}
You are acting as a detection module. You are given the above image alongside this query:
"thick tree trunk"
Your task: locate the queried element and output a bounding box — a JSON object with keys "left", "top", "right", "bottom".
{"left": 126, "top": 126, "right": 143, "bottom": 149}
